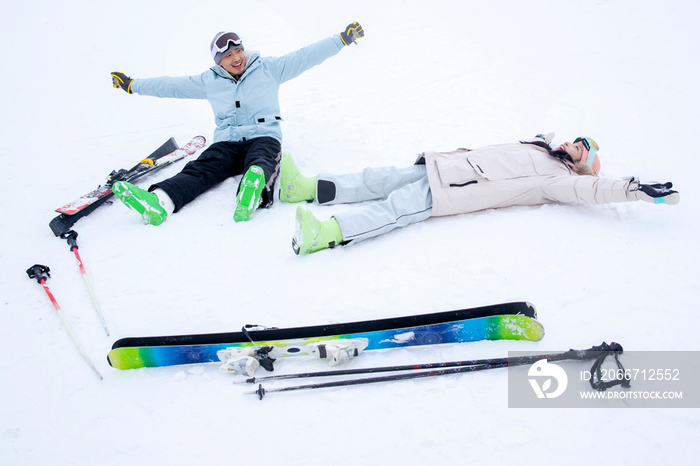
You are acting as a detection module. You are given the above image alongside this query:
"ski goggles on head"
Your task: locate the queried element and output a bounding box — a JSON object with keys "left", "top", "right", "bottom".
{"left": 211, "top": 32, "right": 242, "bottom": 59}
{"left": 574, "top": 137, "right": 599, "bottom": 167}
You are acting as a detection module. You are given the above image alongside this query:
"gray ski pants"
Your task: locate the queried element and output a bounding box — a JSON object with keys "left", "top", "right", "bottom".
{"left": 316, "top": 165, "right": 433, "bottom": 243}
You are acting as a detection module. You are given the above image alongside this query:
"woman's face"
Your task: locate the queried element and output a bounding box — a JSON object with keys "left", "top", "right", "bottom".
{"left": 556, "top": 141, "right": 587, "bottom": 163}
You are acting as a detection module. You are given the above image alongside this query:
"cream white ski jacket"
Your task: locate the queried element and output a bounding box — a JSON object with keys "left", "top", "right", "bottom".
{"left": 423, "top": 143, "right": 631, "bottom": 217}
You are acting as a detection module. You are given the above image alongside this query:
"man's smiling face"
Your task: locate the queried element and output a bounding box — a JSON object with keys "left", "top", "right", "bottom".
{"left": 220, "top": 48, "right": 246, "bottom": 76}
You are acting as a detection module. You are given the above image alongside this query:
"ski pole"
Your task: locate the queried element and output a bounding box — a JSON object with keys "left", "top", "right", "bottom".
{"left": 26, "top": 264, "right": 104, "bottom": 380}
{"left": 61, "top": 230, "right": 109, "bottom": 336}
{"left": 235, "top": 353, "right": 565, "bottom": 385}
{"left": 244, "top": 342, "right": 624, "bottom": 399}
{"left": 246, "top": 362, "right": 510, "bottom": 399}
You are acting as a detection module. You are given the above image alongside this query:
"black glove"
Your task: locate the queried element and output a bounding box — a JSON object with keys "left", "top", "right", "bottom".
{"left": 340, "top": 22, "right": 364, "bottom": 46}
{"left": 628, "top": 181, "right": 680, "bottom": 205}
{"left": 111, "top": 71, "right": 133, "bottom": 94}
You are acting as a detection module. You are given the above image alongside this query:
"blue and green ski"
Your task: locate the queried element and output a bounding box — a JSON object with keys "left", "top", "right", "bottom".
{"left": 108, "top": 302, "right": 543, "bottom": 370}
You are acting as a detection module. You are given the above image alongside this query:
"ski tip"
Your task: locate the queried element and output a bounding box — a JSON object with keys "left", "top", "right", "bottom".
{"left": 191, "top": 135, "right": 207, "bottom": 148}
{"left": 494, "top": 315, "right": 545, "bottom": 342}
{"left": 529, "top": 317, "right": 545, "bottom": 341}
{"left": 525, "top": 302, "right": 537, "bottom": 319}
{"left": 49, "top": 214, "right": 74, "bottom": 237}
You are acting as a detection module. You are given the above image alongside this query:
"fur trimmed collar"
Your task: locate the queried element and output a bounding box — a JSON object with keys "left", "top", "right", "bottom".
{"left": 570, "top": 161, "right": 598, "bottom": 177}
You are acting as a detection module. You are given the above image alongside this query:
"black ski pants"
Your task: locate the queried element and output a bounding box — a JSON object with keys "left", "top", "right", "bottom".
{"left": 152, "top": 137, "right": 281, "bottom": 212}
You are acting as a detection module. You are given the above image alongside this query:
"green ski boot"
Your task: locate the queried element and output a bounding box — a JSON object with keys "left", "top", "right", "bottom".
{"left": 292, "top": 205, "right": 343, "bottom": 255}
{"left": 112, "top": 181, "right": 168, "bottom": 226}
{"left": 279, "top": 152, "right": 316, "bottom": 203}
{"left": 234, "top": 165, "right": 265, "bottom": 222}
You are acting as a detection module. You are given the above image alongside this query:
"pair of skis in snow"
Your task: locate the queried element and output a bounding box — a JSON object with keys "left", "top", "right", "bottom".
{"left": 49, "top": 136, "right": 206, "bottom": 237}
{"left": 107, "top": 301, "right": 545, "bottom": 372}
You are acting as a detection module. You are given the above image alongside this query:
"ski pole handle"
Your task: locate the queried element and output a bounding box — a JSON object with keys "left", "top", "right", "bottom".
{"left": 60, "top": 230, "right": 79, "bottom": 251}
{"left": 26, "top": 263, "right": 104, "bottom": 380}
{"left": 26, "top": 264, "right": 51, "bottom": 283}
{"left": 563, "top": 342, "right": 623, "bottom": 361}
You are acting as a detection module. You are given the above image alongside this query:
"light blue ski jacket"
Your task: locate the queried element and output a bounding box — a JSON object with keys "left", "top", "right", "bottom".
{"left": 131, "top": 35, "right": 345, "bottom": 144}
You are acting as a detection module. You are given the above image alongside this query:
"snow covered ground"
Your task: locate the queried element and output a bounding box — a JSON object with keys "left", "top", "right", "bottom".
{"left": 2, "top": 0, "right": 699, "bottom": 464}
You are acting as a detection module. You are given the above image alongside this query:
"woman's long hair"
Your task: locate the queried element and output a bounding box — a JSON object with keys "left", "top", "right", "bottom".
{"left": 520, "top": 140, "right": 574, "bottom": 164}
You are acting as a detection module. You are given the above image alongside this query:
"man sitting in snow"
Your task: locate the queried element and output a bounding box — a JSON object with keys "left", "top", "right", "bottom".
{"left": 109, "top": 23, "right": 364, "bottom": 225}
{"left": 278, "top": 133, "right": 680, "bottom": 255}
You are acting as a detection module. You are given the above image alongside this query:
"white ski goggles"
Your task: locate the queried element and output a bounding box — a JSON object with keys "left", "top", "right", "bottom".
{"left": 211, "top": 32, "right": 242, "bottom": 59}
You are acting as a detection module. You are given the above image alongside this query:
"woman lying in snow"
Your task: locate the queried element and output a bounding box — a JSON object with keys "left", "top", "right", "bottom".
{"left": 278, "top": 133, "right": 679, "bottom": 255}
